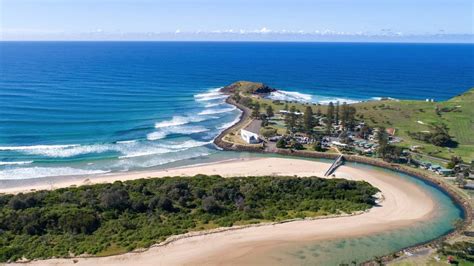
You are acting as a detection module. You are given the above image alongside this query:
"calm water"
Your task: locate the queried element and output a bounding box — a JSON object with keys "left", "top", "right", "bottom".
{"left": 1, "top": 42, "right": 473, "bottom": 179}
{"left": 269, "top": 163, "right": 463, "bottom": 265}
{"left": 0, "top": 42, "right": 469, "bottom": 264}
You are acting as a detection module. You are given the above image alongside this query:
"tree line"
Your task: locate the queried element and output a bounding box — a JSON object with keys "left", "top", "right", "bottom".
{"left": 0, "top": 175, "right": 379, "bottom": 262}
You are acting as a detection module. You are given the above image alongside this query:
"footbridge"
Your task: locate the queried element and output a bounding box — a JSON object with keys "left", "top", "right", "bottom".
{"left": 324, "top": 155, "right": 344, "bottom": 176}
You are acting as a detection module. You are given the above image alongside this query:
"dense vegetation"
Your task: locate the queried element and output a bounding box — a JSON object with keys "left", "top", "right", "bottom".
{"left": 0, "top": 175, "right": 378, "bottom": 262}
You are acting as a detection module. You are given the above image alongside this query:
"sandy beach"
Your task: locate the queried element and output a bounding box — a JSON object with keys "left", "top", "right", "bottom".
{"left": 4, "top": 157, "right": 437, "bottom": 265}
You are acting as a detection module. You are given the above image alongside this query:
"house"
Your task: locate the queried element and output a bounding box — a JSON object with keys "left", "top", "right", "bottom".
{"left": 279, "top": 110, "right": 304, "bottom": 116}
{"left": 240, "top": 119, "right": 262, "bottom": 144}
{"left": 437, "top": 168, "right": 453, "bottom": 176}
{"left": 240, "top": 129, "right": 260, "bottom": 144}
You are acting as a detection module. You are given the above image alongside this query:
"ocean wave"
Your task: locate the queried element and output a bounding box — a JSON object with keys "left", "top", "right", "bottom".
{"left": 217, "top": 116, "right": 242, "bottom": 130}
{"left": 267, "top": 90, "right": 313, "bottom": 102}
{"left": 118, "top": 149, "right": 171, "bottom": 159}
{"left": 204, "top": 102, "right": 225, "bottom": 108}
{"left": 146, "top": 131, "right": 168, "bottom": 141}
{"left": 161, "top": 140, "right": 211, "bottom": 150}
{"left": 114, "top": 150, "right": 210, "bottom": 169}
{"left": 154, "top": 115, "right": 207, "bottom": 129}
{"left": 0, "top": 144, "right": 79, "bottom": 151}
{"left": 18, "top": 144, "right": 112, "bottom": 158}
{"left": 147, "top": 125, "right": 210, "bottom": 141}
{"left": 198, "top": 107, "right": 236, "bottom": 116}
{"left": 0, "top": 167, "right": 110, "bottom": 180}
{"left": 0, "top": 161, "right": 33, "bottom": 166}
{"left": 194, "top": 88, "right": 227, "bottom": 102}
{"left": 116, "top": 140, "right": 138, "bottom": 144}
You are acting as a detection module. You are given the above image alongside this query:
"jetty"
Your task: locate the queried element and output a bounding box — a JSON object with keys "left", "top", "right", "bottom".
{"left": 324, "top": 154, "right": 344, "bottom": 176}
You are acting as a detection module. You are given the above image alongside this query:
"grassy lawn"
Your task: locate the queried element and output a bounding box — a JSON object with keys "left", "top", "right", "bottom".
{"left": 249, "top": 88, "right": 474, "bottom": 162}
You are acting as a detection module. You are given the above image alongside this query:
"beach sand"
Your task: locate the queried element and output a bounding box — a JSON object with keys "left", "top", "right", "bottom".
{"left": 4, "top": 157, "right": 436, "bottom": 265}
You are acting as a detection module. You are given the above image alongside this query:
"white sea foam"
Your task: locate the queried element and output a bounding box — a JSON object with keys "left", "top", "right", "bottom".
{"left": 217, "top": 116, "right": 241, "bottom": 130}
{"left": 155, "top": 115, "right": 207, "bottom": 129}
{"left": 118, "top": 148, "right": 171, "bottom": 159}
{"left": 19, "top": 144, "right": 112, "bottom": 157}
{"left": 0, "top": 167, "right": 109, "bottom": 180}
{"left": 147, "top": 125, "right": 210, "bottom": 141}
{"left": 0, "top": 144, "right": 79, "bottom": 151}
{"left": 204, "top": 102, "right": 224, "bottom": 108}
{"left": 0, "top": 161, "right": 33, "bottom": 166}
{"left": 116, "top": 140, "right": 138, "bottom": 144}
{"left": 198, "top": 107, "right": 236, "bottom": 116}
{"left": 161, "top": 140, "right": 211, "bottom": 150}
{"left": 194, "top": 88, "right": 227, "bottom": 102}
{"left": 267, "top": 90, "right": 313, "bottom": 102}
{"left": 146, "top": 131, "right": 168, "bottom": 141}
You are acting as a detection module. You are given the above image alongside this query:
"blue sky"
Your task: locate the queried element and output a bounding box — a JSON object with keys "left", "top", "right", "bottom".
{"left": 1, "top": 0, "right": 473, "bottom": 41}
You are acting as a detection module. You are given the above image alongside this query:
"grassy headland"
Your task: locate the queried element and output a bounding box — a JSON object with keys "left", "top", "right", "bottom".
{"left": 0, "top": 175, "right": 378, "bottom": 262}
{"left": 222, "top": 81, "right": 473, "bottom": 162}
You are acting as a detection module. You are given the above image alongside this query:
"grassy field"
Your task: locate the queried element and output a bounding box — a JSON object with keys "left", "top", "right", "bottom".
{"left": 352, "top": 89, "right": 474, "bottom": 162}
{"left": 245, "top": 86, "right": 474, "bottom": 162}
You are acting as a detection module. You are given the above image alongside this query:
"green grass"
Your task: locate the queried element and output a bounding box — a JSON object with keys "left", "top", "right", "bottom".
{"left": 246, "top": 87, "right": 474, "bottom": 162}
{"left": 353, "top": 89, "right": 474, "bottom": 162}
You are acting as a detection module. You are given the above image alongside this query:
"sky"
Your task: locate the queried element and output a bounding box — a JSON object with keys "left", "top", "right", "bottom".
{"left": 1, "top": 0, "right": 473, "bottom": 41}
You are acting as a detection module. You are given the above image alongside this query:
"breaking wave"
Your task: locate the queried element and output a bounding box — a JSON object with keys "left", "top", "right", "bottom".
{"left": 267, "top": 90, "right": 313, "bottom": 102}
{"left": 147, "top": 125, "right": 210, "bottom": 140}
{"left": 154, "top": 115, "right": 207, "bottom": 129}
{"left": 0, "top": 161, "right": 33, "bottom": 166}
{"left": 194, "top": 88, "right": 227, "bottom": 102}
{"left": 198, "top": 107, "right": 236, "bottom": 115}
{"left": 0, "top": 167, "right": 110, "bottom": 180}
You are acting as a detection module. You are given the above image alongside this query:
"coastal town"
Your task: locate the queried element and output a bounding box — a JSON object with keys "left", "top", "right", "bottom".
{"left": 217, "top": 81, "right": 473, "bottom": 185}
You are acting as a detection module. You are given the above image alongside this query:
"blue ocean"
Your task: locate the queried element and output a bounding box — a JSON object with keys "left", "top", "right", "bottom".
{"left": 0, "top": 42, "right": 473, "bottom": 179}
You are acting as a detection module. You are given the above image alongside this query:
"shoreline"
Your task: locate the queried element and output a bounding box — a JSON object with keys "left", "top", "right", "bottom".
{"left": 211, "top": 92, "right": 472, "bottom": 264}
{"left": 1, "top": 92, "right": 471, "bottom": 265}
{"left": 7, "top": 157, "right": 440, "bottom": 265}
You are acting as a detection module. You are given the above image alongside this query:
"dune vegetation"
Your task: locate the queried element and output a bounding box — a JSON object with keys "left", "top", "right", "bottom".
{"left": 0, "top": 175, "right": 378, "bottom": 262}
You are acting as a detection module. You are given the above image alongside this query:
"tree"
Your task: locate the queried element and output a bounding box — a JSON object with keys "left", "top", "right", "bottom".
{"left": 251, "top": 102, "right": 260, "bottom": 118}
{"left": 455, "top": 175, "right": 467, "bottom": 188}
{"left": 260, "top": 127, "right": 277, "bottom": 138}
{"left": 202, "top": 196, "right": 221, "bottom": 213}
{"left": 326, "top": 102, "right": 335, "bottom": 135}
{"left": 266, "top": 105, "right": 274, "bottom": 118}
{"left": 292, "top": 142, "right": 304, "bottom": 150}
{"left": 447, "top": 156, "right": 463, "bottom": 169}
{"left": 276, "top": 138, "right": 286, "bottom": 148}
{"left": 303, "top": 106, "right": 315, "bottom": 133}
{"left": 285, "top": 106, "right": 297, "bottom": 131}
{"left": 283, "top": 103, "right": 289, "bottom": 111}
{"left": 316, "top": 107, "right": 322, "bottom": 117}
{"left": 313, "top": 141, "right": 324, "bottom": 152}
{"left": 335, "top": 101, "right": 340, "bottom": 125}
{"left": 232, "top": 93, "right": 241, "bottom": 103}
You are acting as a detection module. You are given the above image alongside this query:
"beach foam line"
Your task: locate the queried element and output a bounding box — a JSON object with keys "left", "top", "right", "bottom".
{"left": 155, "top": 115, "right": 208, "bottom": 129}
{"left": 147, "top": 125, "right": 210, "bottom": 141}
{"left": 194, "top": 88, "right": 227, "bottom": 102}
{"left": 217, "top": 116, "right": 242, "bottom": 130}
{"left": 267, "top": 90, "right": 313, "bottom": 102}
{"left": 0, "top": 144, "right": 79, "bottom": 151}
{"left": 0, "top": 167, "right": 110, "bottom": 180}
{"left": 198, "top": 107, "right": 236, "bottom": 116}
{"left": 0, "top": 161, "right": 34, "bottom": 166}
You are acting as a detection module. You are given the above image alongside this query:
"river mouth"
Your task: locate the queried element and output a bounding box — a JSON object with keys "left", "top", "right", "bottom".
{"left": 257, "top": 162, "right": 464, "bottom": 265}
{"left": 0, "top": 156, "right": 464, "bottom": 265}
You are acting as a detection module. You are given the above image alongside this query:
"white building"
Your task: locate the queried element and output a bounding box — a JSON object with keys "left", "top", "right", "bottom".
{"left": 240, "top": 129, "right": 261, "bottom": 144}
